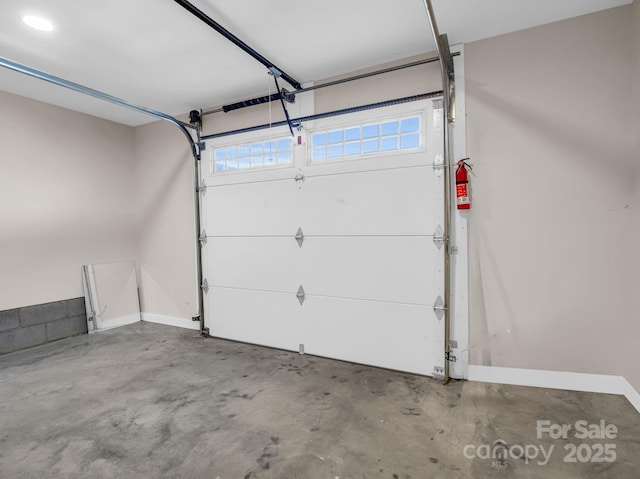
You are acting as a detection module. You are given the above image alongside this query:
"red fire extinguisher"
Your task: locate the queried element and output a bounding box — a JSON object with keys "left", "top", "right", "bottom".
{"left": 456, "top": 159, "right": 472, "bottom": 210}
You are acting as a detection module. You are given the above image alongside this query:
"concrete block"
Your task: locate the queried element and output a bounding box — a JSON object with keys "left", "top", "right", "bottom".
{"left": 20, "top": 301, "right": 66, "bottom": 327}
{"left": 46, "top": 315, "right": 88, "bottom": 342}
{"left": 0, "top": 309, "right": 19, "bottom": 332}
{"left": 0, "top": 325, "right": 46, "bottom": 354}
{"left": 66, "top": 298, "right": 87, "bottom": 318}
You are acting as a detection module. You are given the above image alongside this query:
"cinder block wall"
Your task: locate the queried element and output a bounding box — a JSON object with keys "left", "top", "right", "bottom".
{"left": 0, "top": 298, "right": 87, "bottom": 354}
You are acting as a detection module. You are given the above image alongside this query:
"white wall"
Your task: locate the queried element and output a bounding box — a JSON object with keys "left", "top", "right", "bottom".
{"left": 0, "top": 91, "right": 136, "bottom": 311}
{"left": 465, "top": 6, "right": 639, "bottom": 390}
{"left": 133, "top": 120, "right": 198, "bottom": 322}
{"left": 0, "top": 90, "right": 199, "bottom": 325}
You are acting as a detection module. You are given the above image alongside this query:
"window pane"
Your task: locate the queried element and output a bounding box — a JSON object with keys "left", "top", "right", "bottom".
{"left": 278, "top": 139, "right": 291, "bottom": 151}
{"left": 362, "top": 124, "right": 378, "bottom": 139}
{"left": 327, "top": 144, "right": 343, "bottom": 158}
{"left": 381, "top": 121, "right": 398, "bottom": 136}
{"left": 238, "top": 145, "right": 250, "bottom": 157}
{"left": 381, "top": 137, "right": 398, "bottom": 151}
{"left": 265, "top": 141, "right": 277, "bottom": 153}
{"left": 213, "top": 137, "right": 293, "bottom": 173}
{"left": 215, "top": 160, "right": 227, "bottom": 172}
{"left": 363, "top": 139, "right": 379, "bottom": 153}
{"left": 312, "top": 148, "right": 326, "bottom": 161}
{"left": 327, "top": 130, "right": 343, "bottom": 144}
{"left": 401, "top": 117, "right": 420, "bottom": 133}
{"left": 307, "top": 114, "right": 422, "bottom": 163}
{"left": 345, "top": 142, "right": 361, "bottom": 156}
{"left": 313, "top": 133, "right": 326, "bottom": 146}
{"left": 251, "top": 143, "right": 263, "bottom": 155}
{"left": 345, "top": 127, "right": 360, "bottom": 142}
{"left": 400, "top": 133, "right": 420, "bottom": 149}
{"left": 278, "top": 151, "right": 292, "bottom": 164}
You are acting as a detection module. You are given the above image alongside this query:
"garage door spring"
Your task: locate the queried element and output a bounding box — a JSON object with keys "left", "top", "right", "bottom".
{"left": 202, "top": 90, "right": 443, "bottom": 141}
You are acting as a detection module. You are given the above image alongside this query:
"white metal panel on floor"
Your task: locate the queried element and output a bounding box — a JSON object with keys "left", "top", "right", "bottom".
{"left": 201, "top": 100, "right": 445, "bottom": 377}
{"left": 82, "top": 261, "right": 141, "bottom": 333}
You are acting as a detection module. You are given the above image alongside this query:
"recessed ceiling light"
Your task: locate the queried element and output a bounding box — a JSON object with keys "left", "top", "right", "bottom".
{"left": 22, "top": 15, "right": 54, "bottom": 32}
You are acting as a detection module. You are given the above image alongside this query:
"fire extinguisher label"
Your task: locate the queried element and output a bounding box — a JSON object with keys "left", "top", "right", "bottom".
{"left": 456, "top": 184, "right": 470, "bottom": 208}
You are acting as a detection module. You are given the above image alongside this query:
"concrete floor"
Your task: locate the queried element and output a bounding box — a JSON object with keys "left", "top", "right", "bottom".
{"left": 0, "top": 322, "right": 638, "bottom": 479}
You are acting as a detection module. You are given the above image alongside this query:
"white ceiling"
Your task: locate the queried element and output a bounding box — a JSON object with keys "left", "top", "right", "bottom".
{"left": 0, "top": 0, "right": 632, "bottom": 126}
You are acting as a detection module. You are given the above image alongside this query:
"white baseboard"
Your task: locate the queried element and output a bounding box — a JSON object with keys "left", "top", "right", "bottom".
{"left": 620, "top": 379, "right": 640, "bottom": 413}
{"left": 141, "top": 313, "right": 200, "bottom": 331}
{"left": 468, "top": 365, "right": 640, "bottom": 414}
{"left": 90, "top": 313, "right": 141, "bottom": 333}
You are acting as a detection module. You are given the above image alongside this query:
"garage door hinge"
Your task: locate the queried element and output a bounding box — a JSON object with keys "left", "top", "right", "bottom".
{"left": 446, "top": 351, "right": 457, "bottom": 362}
{"left": 294, "top": 172, "right": 305, "bottom": 187}
{"left": 199, "top": 230, "right": 207, "bottom": 246}
{"left": 295, "top": 227, "right": 304, "bottom": 248}
{"left": 201, "top": 278, "right": 209, "bottom": 294}
{"left": 433, "top": 153, "right": 444, "bottom": 177}
{"left": 433, "top": 225, "right": 445, "bottom": 249}
{"left": 198, "top": 180, "right": 207, "bottom": 195}
{"left": 433, "top": 366, "right": 445, "bottom": 380}
{"left": 296, "top": 285, "right": 305, "bottom": 305}
{"left": 433, "top": 296, "right": 446, "bottom": 320}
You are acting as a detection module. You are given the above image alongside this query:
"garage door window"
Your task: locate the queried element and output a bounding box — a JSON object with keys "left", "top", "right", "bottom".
{"left": 311, "top": 116, "right": 421, "bottom": 162}
{"left": 213, "top": 138, "right": 292, "bottom": 173}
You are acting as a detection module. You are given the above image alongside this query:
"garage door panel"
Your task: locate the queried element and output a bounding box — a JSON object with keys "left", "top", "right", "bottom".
{"left": 204, "top": 180, "right": 301, "bottom": 236}
{"left": 302, "top": 153, "right": 433, "bottom": 178}
{"left": 206, "top": 237, "right": 301, "bottom": 293}
{"left": 300, "top": 167, "right": 436, "bottom": 236}
{"left": 301, "top": 236, "right": 435, "bottom": 305}
{"left": 304, "top": 296, "right": 435, "bottom": 376}
{"left": 203, "top": 167, "right": 297, "bottom": 187}
{"left": 207, "top": 288, "right": 302, "bottom": 352}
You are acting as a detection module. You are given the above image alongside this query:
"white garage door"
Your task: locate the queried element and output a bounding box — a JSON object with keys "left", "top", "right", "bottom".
{"left": 200, "top": 100, "right": 446, "bottom": 376}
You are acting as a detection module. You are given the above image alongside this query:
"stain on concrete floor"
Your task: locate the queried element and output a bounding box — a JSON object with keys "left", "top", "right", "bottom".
{"left": 0, "top": 322, "right": 638, "bottom": 478}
